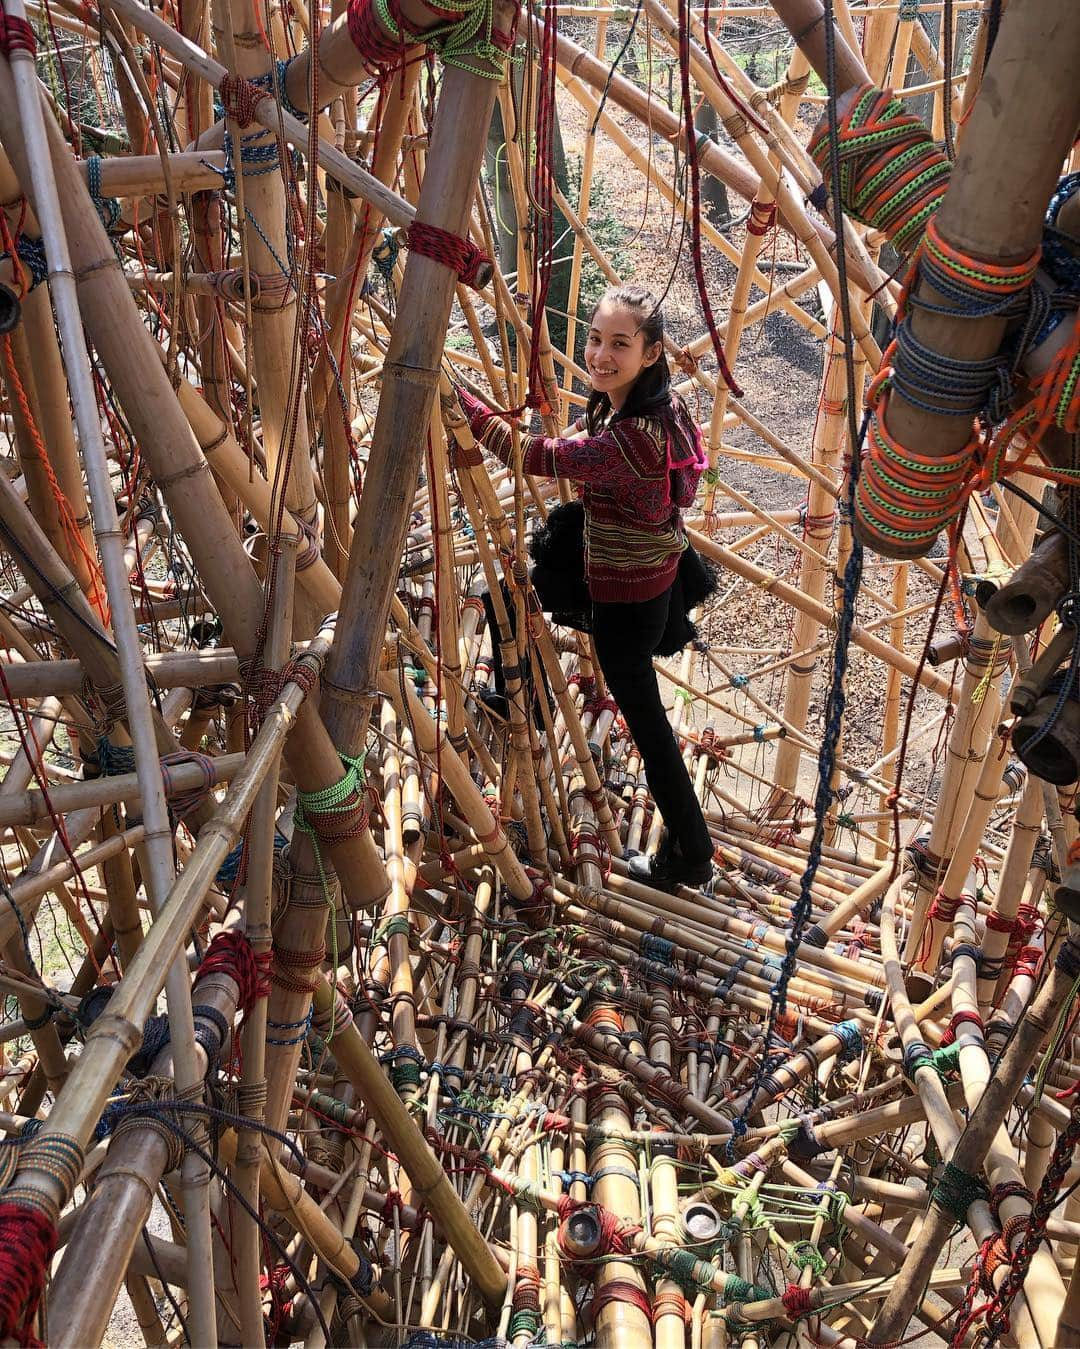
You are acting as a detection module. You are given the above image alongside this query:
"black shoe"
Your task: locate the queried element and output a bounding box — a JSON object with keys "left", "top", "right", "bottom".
{"left": 627, "top": 848, "right": 712, "bottom": 893}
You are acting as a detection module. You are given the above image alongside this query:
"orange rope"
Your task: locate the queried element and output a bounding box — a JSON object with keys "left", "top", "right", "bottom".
{"left": 0, "top": 334, "right": 109, "bottom": 624}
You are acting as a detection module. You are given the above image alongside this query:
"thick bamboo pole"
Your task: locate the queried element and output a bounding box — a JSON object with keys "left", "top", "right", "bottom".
{"left": 310, "top": 973, "right": 507, "bottom": 1303}
{"left": 0, "top": 633, "right": 330, "bottom": 1321}
{"left": 316, "top": 9, "right": 511, "bottom": 772}
{"left": 772, "top": 0, "right": 1080, "bottom": 557}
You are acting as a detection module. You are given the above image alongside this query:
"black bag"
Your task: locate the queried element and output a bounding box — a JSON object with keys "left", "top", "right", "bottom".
{"left": 654, "top": 544, "right": 720, "bottom": 656}
{"left": 529, "top": 499, "right": 719, "bottom": 653}
{"left": 528, "top": 500, "right": 592, "bottom": 633}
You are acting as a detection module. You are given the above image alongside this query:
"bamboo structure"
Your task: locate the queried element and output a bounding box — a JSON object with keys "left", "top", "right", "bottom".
{"left": 0, "top": 0, "right": 1075, "bottom": 1345}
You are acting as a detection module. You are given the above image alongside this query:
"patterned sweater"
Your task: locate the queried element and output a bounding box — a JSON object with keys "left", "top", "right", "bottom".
{"left": 461, "top": 391, "right": 705, "bottom": 604}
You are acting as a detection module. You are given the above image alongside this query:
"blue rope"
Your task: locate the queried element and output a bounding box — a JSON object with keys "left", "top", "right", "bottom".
{"left": 732, "top": 409, "right": 869, "bottom": 1134}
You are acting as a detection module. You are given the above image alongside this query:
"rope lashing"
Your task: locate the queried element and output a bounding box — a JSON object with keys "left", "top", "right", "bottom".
{"left": 555, "top": 1195, "right": 642, "bottom": 1266}
{"left": 372, "top": 227, "right": 400, "bottom": 283}
{"left": 294, "top": 751, "right": 369, "bottom": 849}
{"left": 312, "top": 985, "right": 354, "bottom": 1043}
{"left": 640, "top": 933, "right": 675, "bottom": 966}
{"left": 346, "top": 0, "right": 421, "bottom": 73}
{"left": 218, "top": 73, "right": 273, "bottom": 128}
{"left": 939, "top": 1010, "right": 984, "bottom": 1046}
{"left": 0, "top": 1127, "right": 85, "bottom": 1342}
{"left": 857, "top": 220, "right": 1040, "bottom": 553}
{"left": 932, "top": 1160, "right": 989, "bottom": 1225}
{"left": 832, "top": 1018, "right": 863, "bottom": 1063}
{"left": 0, "top": 9, "right": 36, "bottom": 57}
{"left": 781, "top": 1285, "right": 815, "bottom": 1319}
{"left": 404, "top": 221, "right": 492, "bottom": 289}
{"left": 586, "top": 1279, "right": 654, "bottom": 1327}
{"left": 85, "top": 157, "right": 122, "bottom": 233}
{"left": 507, "top": 1263, "right": 541, "bottom": 1339}
{"left": 746, "top": 200, "right": 778, "bottom": 237}
{"left": 381, "top": 1043, "right": 424, "bottom": 1092}
{"left": 332, "top": 1248, "right": 376, "bottom": 1321}
{"left": 159, "top": 751, "right": 216, "bottom": 822}
{"left": 265, "top": 1008, "right": 313, "bottom": 1046}
{"left": 651, "top": 1290, "right": 692, "bottom": 1325}
{"left": 429, "top": 0, "right": 518, "bottom": 78}
{"left": 807, "top": 84, "right": 950, "bottom": 257}
{"left": 982, "top": 1099, "right": 1080, "bottom": 1342}
{"left": 195, "top": 931, "right": 271, "bottom": 1016}
{"left": 96, "top": 740, "right": 216, "bottom": 824}
{"left": 509, "top": 870, "right": 554, "bottom": 929}
{"left": 901, "top": 1039, "right": 939, "bottom": 1082}
{"left": 0, "top": 1201, "right": 56, "bottom": 1346}
{"left": 1, "top": 236, "right": 48, "bottom": 295}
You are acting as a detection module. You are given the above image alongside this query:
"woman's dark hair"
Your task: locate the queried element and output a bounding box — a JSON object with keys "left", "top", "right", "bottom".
{"left": 584, "top": 285, "right": 675, "bottom": 435}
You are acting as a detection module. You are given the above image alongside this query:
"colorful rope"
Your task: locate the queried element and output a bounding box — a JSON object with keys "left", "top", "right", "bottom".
{"left": 856, "top": 218, "right": 1040, "bottom": 553}
{"left": 85, "top": 157, "right": 122, "bottom": 234}
{"left": 807, "top": 83, "right": 950, "bottom": 256}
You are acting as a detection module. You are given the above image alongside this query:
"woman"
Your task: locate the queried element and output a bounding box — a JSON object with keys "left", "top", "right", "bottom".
{"left": 457, "top": 284, "right": 714, "bottom": 892}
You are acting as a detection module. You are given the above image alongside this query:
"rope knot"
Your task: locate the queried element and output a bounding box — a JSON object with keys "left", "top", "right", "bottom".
{"left": 405, "top": 221, "right": 492, "bottom": 289}
{"left": 218, "top": 73, "right": 271, "bottom": 128}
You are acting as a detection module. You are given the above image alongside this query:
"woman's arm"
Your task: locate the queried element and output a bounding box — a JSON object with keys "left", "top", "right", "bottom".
{"left": 458, "top": 390, "right": 652, "bottom": 487}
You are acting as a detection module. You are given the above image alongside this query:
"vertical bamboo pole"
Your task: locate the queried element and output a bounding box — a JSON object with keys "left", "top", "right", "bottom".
{"left": 770, "top": 316, "right": 847, "bottom": 806}
{"left": 3, "top": 21, "right": 218, "bottom": 1336}
{"left": 773, "top": 0, "right": 1080, "bottom": 557}
{"left": 317, "top": 11, "right": 514, "bottom": 772}
{"left": 214, "top": 0, "right": 320, "bottom": 637}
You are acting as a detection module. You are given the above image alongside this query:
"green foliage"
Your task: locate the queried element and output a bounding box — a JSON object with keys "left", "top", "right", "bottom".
{"left": 732, "top": 46, "right": 826, "bottom": 96}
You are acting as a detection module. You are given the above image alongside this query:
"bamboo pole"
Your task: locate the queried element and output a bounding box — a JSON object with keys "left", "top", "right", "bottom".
{"left": 772, "top": 0, "right": 1080, "bottom": 557}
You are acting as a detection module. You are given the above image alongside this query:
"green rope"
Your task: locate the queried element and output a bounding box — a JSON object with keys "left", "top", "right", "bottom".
{"left": 293, "top": 751, "right": 367, "bottom": 838}
{"left": 422, "top": 0, "right": 511, "bottom": 78}
{"left": 664, "top": 1247, "right": 718, "bottom": 1294}
{"left": 294, "top": 750, "right": 367, "bottom": 1042}
{"left": 507, "top": 1309, "right": 541, "bottom": 1339}
{"left": 931, "top": 1042, "right": 962, "bottom": 1076}
{"left": 931, "top": 1160, "right": 988, "bottom": 1225}
{"left": 375, "top": 913, "right": 413, "bottom": 946}
{"left": 790, "top": 1241, "right": 829, "bottom": 1277}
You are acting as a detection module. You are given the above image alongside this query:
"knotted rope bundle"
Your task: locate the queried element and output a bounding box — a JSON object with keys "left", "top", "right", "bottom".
{"left": 808, "top": 83, "right": 950, "bottom": 257}
{"left": 857, "top": 219, "right": 1040, "bottom": 553}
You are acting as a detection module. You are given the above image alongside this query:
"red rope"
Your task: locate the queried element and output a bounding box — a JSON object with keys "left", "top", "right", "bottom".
{"left": 782, "top": 1285, "right": 815, "bottom": 1318}
{"left": 196, "top": 931, "right": 271, "bottom": 1015}
{"left": 587, "top": 1279, "right": 654, "bottom": 1326}
{"left": 218, "top": 74, "right": 271, "bottom": 128}
{"left": 0, "top": 1202, "right": 56, "bottom": 1346}
{"left": 674, "top": 0, "right": 742, "bottom": 397}
{"left": 345, "top": 0, "right": 414, "bottom": 74}
{"left": 0, "top": 10, "right": 37, "bottom": 56}
{"left": 939, "top": 1009, "right": 983, "bottom": 1047}
{"left": 405, "top": 220, "right": 492, "bottom": 288}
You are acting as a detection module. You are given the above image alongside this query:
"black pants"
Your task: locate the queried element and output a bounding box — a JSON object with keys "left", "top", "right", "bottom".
{"left": 593, "top": 586, "right": 713, "bottom": 866}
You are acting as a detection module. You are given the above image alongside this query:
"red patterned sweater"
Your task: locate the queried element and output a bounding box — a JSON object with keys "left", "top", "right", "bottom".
{"left": 461, "top": 392, "right": 706, "bottom": 604}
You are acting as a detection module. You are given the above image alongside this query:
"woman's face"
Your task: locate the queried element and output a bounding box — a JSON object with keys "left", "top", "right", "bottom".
{"left": 584, "top": 301, "right": 662, "bottom": 410}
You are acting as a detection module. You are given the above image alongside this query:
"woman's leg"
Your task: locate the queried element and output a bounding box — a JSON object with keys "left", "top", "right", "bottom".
{"left": 593, "top": 593, "right": 713, "bottom": 867}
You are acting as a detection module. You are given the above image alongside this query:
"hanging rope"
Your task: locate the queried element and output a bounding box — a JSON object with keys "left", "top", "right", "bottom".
{"left": 674, "top": 0, "right": 741, "bottom": 397}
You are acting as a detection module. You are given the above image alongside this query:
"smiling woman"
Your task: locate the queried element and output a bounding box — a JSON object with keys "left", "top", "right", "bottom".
{"left": 458, "top": 285, "right": 716, "bottom": 891}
